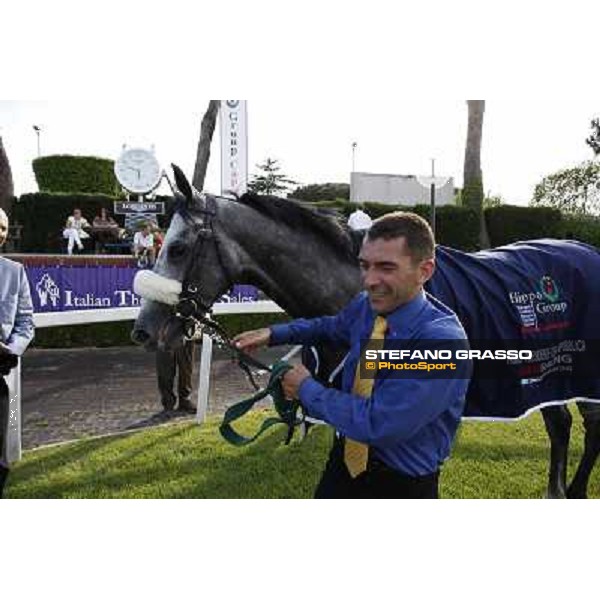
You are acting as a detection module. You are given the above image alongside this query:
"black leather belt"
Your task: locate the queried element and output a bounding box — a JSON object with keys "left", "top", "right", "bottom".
{"left": 368, "top": 457, "right": 439, "bottom": 484}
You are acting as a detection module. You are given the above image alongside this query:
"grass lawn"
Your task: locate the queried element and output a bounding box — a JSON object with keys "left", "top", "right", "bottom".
{"left": 6, "top": 408, "right": 600, "bottom": 499}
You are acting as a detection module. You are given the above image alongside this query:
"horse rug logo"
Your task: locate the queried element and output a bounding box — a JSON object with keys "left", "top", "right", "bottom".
{"left": 509, "top": 273, "right": 568, "bottom": 327}
{"left": 36, "top": 273, "right": 60, "bottom": 308}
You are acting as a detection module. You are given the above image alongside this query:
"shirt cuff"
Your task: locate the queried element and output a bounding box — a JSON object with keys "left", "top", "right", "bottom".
{"left": 297, "top": 377, "right": 327, "bottom": 420}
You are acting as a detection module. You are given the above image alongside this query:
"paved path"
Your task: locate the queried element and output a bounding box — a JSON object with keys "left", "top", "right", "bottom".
{"left": 21, "top": 345, "right": 299, "bottom": 450}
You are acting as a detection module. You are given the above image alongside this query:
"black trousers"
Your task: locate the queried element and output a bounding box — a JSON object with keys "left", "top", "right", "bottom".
{"left": 314, "top": 436, "right": 439, "bottom": 499}
{"left": 156, "top": 343, "right": 196, "bottom": 409}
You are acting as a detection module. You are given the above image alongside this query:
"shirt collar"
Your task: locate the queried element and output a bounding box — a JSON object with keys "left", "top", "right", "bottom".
{"left": 377, "top": 289, "right": 427, "bottom": 338}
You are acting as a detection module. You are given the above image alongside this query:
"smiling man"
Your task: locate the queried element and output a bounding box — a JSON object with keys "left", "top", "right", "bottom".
{"left": 234, "top": 212, "right": 471, "bottom": 499}
{"left": 0, "top": 208, "right": 35, "bottom": 497}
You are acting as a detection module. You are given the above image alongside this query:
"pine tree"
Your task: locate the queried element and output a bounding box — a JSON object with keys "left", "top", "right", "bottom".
{"left": 586, "top": 118, "right": 600, "bottom": 157}
{"left": 248, "top": 158, "right": 297, "bottom": 196}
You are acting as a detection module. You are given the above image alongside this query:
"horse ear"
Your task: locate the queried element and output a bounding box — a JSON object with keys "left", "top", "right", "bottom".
{"left": 171, "top": 164, "right": 194, "bottom": 203}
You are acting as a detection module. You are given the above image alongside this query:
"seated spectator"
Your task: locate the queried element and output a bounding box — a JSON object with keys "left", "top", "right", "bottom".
{"left": 124, "top": 212, "right": 158, "bottom": 235}
{"left": 63, "top": 208, "right": 91, "bottom": 255}
{"left": 133, "top": 223, "right": 156, "bottom": 267}
{"left": 92, "top": 207, "right": 125, "bottom": 253}
{"left": 93, "top": 207, "right": 119, "bottom": 230}
{"left": 151, "top": 224, "right": 165, "bottom": 257}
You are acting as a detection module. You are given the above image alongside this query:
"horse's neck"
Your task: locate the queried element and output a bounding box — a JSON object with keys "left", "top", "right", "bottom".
{"left": 221, "top": 201, "right": 361, "bottom": 317}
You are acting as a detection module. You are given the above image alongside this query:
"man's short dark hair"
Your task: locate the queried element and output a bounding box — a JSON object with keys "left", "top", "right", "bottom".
{"left": 367, "top": 211, "right": 435, "bottom": 263}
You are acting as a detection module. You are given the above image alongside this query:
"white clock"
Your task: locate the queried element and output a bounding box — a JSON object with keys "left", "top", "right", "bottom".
{"left": 114, "top": 147, "right": 162, "bottom": 194}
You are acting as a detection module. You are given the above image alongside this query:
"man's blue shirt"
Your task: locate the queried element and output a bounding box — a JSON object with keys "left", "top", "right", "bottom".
{"left": 270, "top": 290, "right": 472, "bottom": 476}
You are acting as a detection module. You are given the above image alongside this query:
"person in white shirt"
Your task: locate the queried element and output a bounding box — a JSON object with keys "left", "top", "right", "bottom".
{"left": 63, "top": 208, "right": 91, "bottom": 255}
{"left": 133, "top": 223, "right": 156, "bottom": 267}
{"left": 348, "top": 208, "right": 373, "bottom": 231}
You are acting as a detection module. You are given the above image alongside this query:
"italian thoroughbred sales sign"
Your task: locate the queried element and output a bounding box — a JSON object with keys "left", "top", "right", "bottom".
{"left": 26, "top": 265, "right": 258, "bottom": 313}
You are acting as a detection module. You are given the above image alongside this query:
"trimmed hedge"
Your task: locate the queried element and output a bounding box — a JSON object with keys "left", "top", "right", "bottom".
{"left": 303, "top": 199, "right": 350, "bottom": 213}
{"left": 14, "top": 193, "right": 124, "bottom": 252}
{"left": 560, "top": 213, "right": 600, "bottom": 247}
{"left": 485, "top": 205, "right": 563, "bottom": 247}
{"left": 33, "top": 155, "right": 119, "bottom": 195}
{"left": 32, "top": 313, "right": 290, "bottom": 349}
{"left": 33, "top": 321, "right": 137, "bottom": 348}
{"left": 290, "top": 183, "right": 350, "bottom": 202}
{"left": 306, "top": 200, "right": 479, "bottom": 251}
{"left": 429, "top": 205, "right": 481, "bottom": 251}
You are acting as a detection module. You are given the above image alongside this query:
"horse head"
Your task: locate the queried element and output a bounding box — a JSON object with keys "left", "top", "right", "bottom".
{"left": 133, "top": 164, "right": 362, "bottom": 350}
{"left": 132, "top": 165, "right": 238, "bottom": 351}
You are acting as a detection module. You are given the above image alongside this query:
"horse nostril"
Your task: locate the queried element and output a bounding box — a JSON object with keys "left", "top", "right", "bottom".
{"left": 131, "top": 329, "right": 150, "bottom": 345}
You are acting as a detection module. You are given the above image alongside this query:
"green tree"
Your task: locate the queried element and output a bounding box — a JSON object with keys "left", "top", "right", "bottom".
{"left": 531, "top": 161, "right": 600, "bottom": 215}
{"left": 483, "top": 193, "right": 504, "bottom": 209}
{"left": 586, "top": 118, "right": 600, "bottom": 156}
{"left": 289, "top": 182, "right": 350, "bottom": 202}
{"left": 248, "top": 158, "right": 297, "bottom": 196}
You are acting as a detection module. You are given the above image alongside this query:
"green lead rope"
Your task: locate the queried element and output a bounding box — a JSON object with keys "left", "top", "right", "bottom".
{"left": 219, "top": 361, "right": 303, "bottom": 446}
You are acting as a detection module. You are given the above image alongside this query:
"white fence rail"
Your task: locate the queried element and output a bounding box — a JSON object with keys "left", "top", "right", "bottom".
{"left": 32, "top": 300, "right": 283, "bottom": 328}
{"left": 5, "top": 301, "right": 285, "bottom": 463}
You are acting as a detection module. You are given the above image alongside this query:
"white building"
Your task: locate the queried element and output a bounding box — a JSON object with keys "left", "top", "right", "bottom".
{"left": 350, "top": 171, "right": 456, "bottom": 206}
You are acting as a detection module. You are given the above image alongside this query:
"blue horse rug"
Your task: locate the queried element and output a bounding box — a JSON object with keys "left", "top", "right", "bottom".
{"left": 427, "top": 239, "right": 600, "bottom": 420}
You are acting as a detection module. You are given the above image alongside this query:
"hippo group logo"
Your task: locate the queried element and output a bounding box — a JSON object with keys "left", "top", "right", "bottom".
{"left": 509, "top": 273, "right": 568, "bottom": 326}
{"left": 36, "top": 273, "right": 60, "bottom": 308}
{"left": 539, "top": 275, "right": 560, "bottom": 303}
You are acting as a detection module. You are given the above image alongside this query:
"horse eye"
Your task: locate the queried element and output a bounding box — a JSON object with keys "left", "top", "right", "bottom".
{"left": 169, "top": 242, "right": 187, "bottom": 260}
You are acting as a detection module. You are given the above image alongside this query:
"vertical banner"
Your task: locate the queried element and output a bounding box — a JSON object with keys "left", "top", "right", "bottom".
{"left": 220, "top": 100, "right": 248, "bottom": 197}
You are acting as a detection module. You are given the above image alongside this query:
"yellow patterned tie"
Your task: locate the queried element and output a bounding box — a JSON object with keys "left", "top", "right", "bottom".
{"left": 344, "top": 315, "right": 388, "bottom": 478}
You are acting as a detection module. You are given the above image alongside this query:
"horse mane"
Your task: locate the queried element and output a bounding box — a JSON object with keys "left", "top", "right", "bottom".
{"left": 238, "top": 192, "right": 357, "bottom": 262}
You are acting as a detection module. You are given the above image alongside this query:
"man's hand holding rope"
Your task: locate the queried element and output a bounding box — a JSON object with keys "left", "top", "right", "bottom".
{"left": 233, "top": 328, "right": 311, "bottom": 401}
{"left": 281, "top": 365, "right": 311, "bottom": 401}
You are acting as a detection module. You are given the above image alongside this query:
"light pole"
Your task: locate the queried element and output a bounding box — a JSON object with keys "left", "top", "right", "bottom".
{"left": 351, "top": 142, "right": 357, "bottom": 173}
{"left": 430, "top": 158, "right": 436, "bottom": 237}
{"left": 417, "top": 160, "right": 447, "bottom": 239}
{"left": 33, "top": 125, "right": 41, "bottom": 157}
